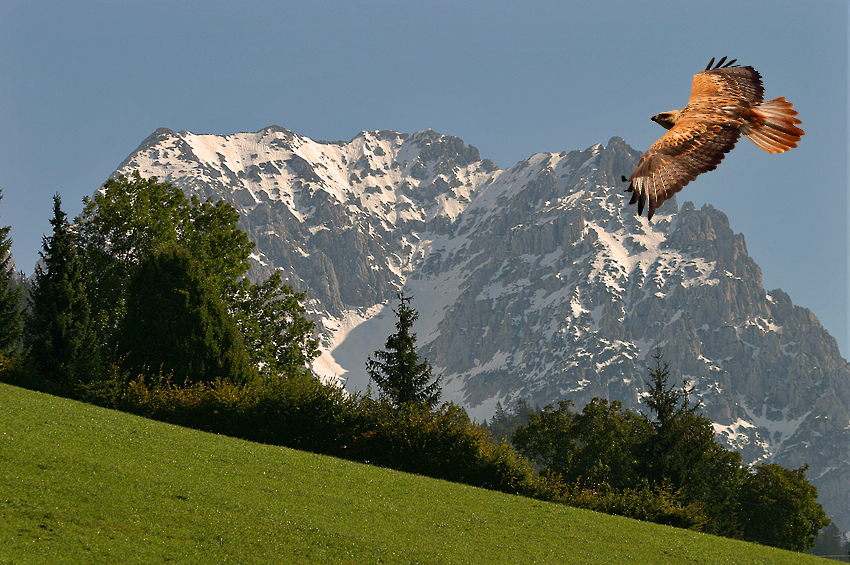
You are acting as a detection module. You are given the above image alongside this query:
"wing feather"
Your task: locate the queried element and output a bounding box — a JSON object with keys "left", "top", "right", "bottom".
{"left": 691, "top": 65, "right": 764, "bottom": 105}
{"left": 624, "top": 118, "right": 740, "bottom": 219}
{"left": 623, "top": 58, "right": 801, "bottom": 219}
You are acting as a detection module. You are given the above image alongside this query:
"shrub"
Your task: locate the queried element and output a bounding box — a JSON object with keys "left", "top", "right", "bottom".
{"left": 350, "top": 400, "right": 542, "bottom": 496}
{"left": 560, "top": 482, "right": 708, "bottom": 530}
{"left": 80, "top": 366, "right": 357, "bottom": 454}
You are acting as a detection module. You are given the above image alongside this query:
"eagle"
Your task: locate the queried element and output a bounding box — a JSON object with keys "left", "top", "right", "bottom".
{"left": 622, "top": 57, "right": 804, "bottom": 219}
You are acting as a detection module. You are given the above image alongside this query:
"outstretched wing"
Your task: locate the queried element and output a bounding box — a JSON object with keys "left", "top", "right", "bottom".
{"left": 624, "top": 117, "right": 741, "bottom": 219}
{"left": 694, "top": 57, "right": 764, "bottom": 105}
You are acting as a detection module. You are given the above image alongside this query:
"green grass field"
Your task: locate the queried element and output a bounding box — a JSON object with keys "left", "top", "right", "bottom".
{"left": 0, "top": 383, "right": 831, "bottom": 564}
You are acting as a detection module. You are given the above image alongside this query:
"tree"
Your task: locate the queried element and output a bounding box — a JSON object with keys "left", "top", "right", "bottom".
{"left": 366, "top": 292, "right": 440, "bottom": 409}
{"left": 512, "top": 398, "right": 651, "bottom": 490}
{"left": 76, "top": 171, "right": 254, "bottom": 335}
{"left": 76, "top": 172, "right": 322, "bottom": 381}
{"left": 485, "top": 399, "right": 539, "bottom": 443}
{"left": 641, "top": 347, "right": 699, "bottom": 428}
{"left": 637, "top": 348, "right": 743, "bottom": 535}
{"left": 810, "top": 523, "right": 848, "bottom": 558}
{"left": 25, "top": 195, "right": 100, "bottom": 385}
{"left": 0, "top": 190, "right": 23, "bottom": 355}
{"left": 231, "top": 271, "right": 320, "bottom": 379}
{"left": 116, "top": 244, "right": 254, "bottom": 386}
{"left": 738, "top": 463, "right": 829, "bottom": 552}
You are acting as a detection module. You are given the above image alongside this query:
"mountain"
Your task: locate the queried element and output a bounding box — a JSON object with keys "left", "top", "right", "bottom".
{"left": 112, "top": 126, "right": 850, "bottom": 531}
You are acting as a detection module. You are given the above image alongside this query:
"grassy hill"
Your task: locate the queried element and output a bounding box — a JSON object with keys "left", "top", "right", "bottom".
{"left": 0, "top": 383, "right": 831, "bottom": 564}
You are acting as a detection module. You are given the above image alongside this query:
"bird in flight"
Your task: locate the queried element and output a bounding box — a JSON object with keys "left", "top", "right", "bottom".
{"left": 622, "top": 57, "right": 804, "bottom": 219}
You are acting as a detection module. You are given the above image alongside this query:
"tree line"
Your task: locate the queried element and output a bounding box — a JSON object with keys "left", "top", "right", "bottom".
{"left": 0, "top": 176, "right": 836, "bottom": 553}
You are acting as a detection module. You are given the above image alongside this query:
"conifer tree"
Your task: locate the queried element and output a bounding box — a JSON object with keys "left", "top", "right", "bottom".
{"left": 638, "top": 348, "right": 743, "bottom": 535}
{"left": 117, "top": 243, "right": 254, "bottom": 385}
{"left": 0, "top": 190, "right": 23, "bottom": 354}
{"left": 366, "top": 292, "right": 440, "bottom": 409}
{"left": 641, "top": 347, "right": 699, "bottom": 428}
{"left": 26, "top": 195, "right": 100, "bottom": 385}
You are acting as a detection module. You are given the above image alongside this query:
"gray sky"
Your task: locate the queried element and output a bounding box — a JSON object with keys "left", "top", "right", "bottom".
{"left": 1, "top": 0, "right": 847, "bottom": 356}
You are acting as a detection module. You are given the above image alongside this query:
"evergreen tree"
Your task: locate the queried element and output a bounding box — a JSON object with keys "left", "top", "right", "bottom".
{"left": 116, "top": 243, "right": 254, "bottom": 386}
{"left": 641, "top": 347, "right": 699, "bottom": 428}
{"left": 810, "top": 523, "right": 848, "bottom": 558}
{"left": 485, "top": 399, "right": 540, "bottom": 443}
{"left": 0, "top": 190, "right": 23, "bottom": 354}
{"left": 25, "top": 195, "right": 100, "bottom": 385}
{"left": 366, "top": 292, "right": 440, "bottom": 409}
{"left": 637, "top": 348, "right": 743, "bottom": 535}
{"left": 75, "top": 171, "right": 254, "bottom": 337}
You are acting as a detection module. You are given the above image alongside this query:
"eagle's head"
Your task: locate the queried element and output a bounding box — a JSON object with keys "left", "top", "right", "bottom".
{"left": 651, "top": 110, "right": 682, "bottom": 130}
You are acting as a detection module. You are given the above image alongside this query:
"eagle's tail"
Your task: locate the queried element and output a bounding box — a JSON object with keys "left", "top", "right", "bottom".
{"left": 742, "top": 97, "right": 804, "bottom": 154}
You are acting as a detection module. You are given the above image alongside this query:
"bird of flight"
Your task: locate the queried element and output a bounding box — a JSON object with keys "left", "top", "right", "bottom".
{"left": 622, "top": 57, "right": 804, "bottom": 219}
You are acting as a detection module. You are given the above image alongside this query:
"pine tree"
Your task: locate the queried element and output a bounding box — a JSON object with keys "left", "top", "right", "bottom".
{"left": 810, "top": 523, "right": 847, "bottom": 558}
{"left": 26, "top": 195, "right": 100, "bottom": 385}
{"left": 641, "top": 347, "right": 699, "bottom": 428}
{"left": 638, "top": 348, "right": 743, "bottom": 535}
{"left": 117, "top": 243, "right": 254, "bottom": 386}
{"left": 0, "top": 190, "right": 23, "bottom": 354}
{"left": 366, "top": 292, "right": 440, "bottom": 409}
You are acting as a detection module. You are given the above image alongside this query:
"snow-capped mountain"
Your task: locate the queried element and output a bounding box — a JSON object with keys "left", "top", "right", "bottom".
{"left": 113, "top": 126, "right": 850, "bottom": 531}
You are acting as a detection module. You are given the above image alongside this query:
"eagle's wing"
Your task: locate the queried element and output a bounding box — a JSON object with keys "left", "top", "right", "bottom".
{"left": 624, "top": 117, "right": 741, "bottom": 219}
{"left": 692, "top": 60, "right": 764, "bottom": 105}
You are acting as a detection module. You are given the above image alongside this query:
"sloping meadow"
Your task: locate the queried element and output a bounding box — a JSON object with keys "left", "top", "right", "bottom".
{"left": 0, "top": 383, "right": 830, "bottom": 564}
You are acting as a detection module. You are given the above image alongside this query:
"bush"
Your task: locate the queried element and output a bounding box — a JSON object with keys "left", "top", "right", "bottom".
{"left": 350, "top": 400, "right": 543, "bottom": 496}
{"left": 80, "top": 366, "right": 358, "bottom": 454}
{"left": 117, "top": 244, "right": 255, "bottom": 386}
{"left": 560, "top": 481, "right": 708, "bottom": 530}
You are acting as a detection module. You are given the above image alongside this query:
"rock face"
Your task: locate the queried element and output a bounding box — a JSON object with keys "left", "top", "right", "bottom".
{"left": 113, "top": 126, "right": 850, "bottom": 531}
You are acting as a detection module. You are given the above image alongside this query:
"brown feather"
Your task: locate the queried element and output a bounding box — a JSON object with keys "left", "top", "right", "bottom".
{"left": 624, "top": 58, "right": 803, "bottom": 219}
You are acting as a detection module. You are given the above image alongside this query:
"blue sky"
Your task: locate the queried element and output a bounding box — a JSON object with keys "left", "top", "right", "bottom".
{"left": 1, "top": 0, "right": 847, "bottom": 356}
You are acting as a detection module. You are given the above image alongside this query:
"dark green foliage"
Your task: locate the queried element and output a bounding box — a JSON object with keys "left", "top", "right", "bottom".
{"left": 512, "top": 394, "right": 731, "bottom": 530}
{"left": 81, "top": 369, "right": 356, "bottom": 455}
{"left": 513, "top": 398, "right": 652, "bottom": 491}
{"left": 347, "top": 400, "right": 543, "bottom": 496}
{"left": 0, "top": 190, "right": 23, "bottom": 355}
{"left": 738, "top": 463, "right": 830, "bottom": 552}
{"left": 75, "top": 171, "right": 324, "bottom": 383}
{"left": 637, "top": 349, "right": 744, "bottom": 535}
{"left": 809, "top": 523, "right": 849, "bottom": 559}
{"left": 510, "top": 349, "right": 828, "bottom": 547}
{"left": 25, "top": 195, "right": 100, "bottom": 386}
{"left": 366, "top": 292, "right": 440, "bottom": 409}
{"left": 561, "top": 484, "right": 710, "bottom": 530}
{"left": 640, "top": 347, "right": 698, "bottom": 428}
{"left": 509, "top": 350, "right": 752, "bottom": 537}
{"left": 76, "top": 171, "right": 254, "bottom": 337}
{"left": 80, "top": 368, "right": 541, "bottom": 497}
{"left": 116, "top": 244, "right": 254, "bottom": 386}
{"left": 485, "top": 399, "right": 539, "bottom": 443}
{"left": 231, "top": 271, "right": 320, "bottom": 379}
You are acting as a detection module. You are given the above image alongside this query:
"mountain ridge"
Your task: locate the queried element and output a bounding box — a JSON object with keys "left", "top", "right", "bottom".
{"left": 112, "top": 126, "right": 850, "bottom": 532}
